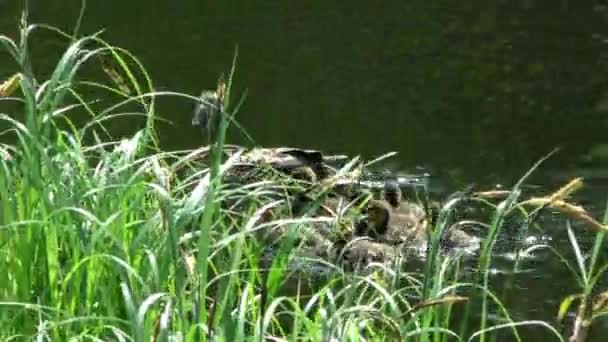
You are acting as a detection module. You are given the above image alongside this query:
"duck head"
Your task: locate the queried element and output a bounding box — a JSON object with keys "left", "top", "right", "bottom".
{"left": 381, "top": 181, "right": 402, "bottom": 208}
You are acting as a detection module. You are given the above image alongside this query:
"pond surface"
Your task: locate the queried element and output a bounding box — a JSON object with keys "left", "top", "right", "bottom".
{"left": 2, "top": 0, "right": 608, "bottom": 339}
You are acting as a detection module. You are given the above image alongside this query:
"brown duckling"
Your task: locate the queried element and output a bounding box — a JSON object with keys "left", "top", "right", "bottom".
{"left": 334, "top": 238, "right": 398, "bottom": 267}
{"left": 288, "top": 186, "right": 367, "bottom": 218}
{"left": 288, "top": 192, "right": 337, "bottom": 217}
{"left": 439, "top": 224, "right": 481, "bottom": 251}
{"left": 352, "top": 181, "right": 426, "bottom": 241}
{"left": 192, "top": 78, "right": 225, "bottom": 143}
{"left": 256, "top": 213, "right": 334, "bottom": 254}
{"left": 287, "top": 165, "right": 317, "bottom": 183}
{"left": 381, "top": 180, "right": 402, "bottom": 208}
{"left": 363, "top": 198, "right": 429, "bottom": 245}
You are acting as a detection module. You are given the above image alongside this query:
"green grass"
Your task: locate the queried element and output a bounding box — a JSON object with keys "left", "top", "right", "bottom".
{"left": 1, "top": 7, "right": 607, "bottom": 342}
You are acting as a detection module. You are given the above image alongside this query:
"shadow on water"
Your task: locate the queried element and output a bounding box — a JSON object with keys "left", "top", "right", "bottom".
{"left": 2, "top": 0, "right": 608, "bottom": 340}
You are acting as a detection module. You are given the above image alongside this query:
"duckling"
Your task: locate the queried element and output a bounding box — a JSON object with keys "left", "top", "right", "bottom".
{"left": 257, "top": 212, "right": 333, "bottom": 253}
{"left": 353, "top": 181, "right": 427, "bottom": 242}
{"left": 289, "top": 185, "right": 364, "bottom": 218}
{"left": 335, "top": 238, "right": 398, "bottom": 268}
{"left": 364, "top": 199, "right": 429, "bottom": 245}
{"left": 381, "top": 181, "right": 402, "bottom": 209}
{"left": 440, "top": 227, "right": 480, "bottom": 251}
{"left": 288, "top": 192, "right": 336, "bottom": 217}
{"left": 356, "top": 199, "right": 390, "bottom": 238}
{"left": 287, "top": 166, "right": 317, "bottom": 183}
{"left": 192, "top": 78, "right": 225, "bottom": 142}
{"left": 289, "top": 192, "right": 314, "bottom": 217}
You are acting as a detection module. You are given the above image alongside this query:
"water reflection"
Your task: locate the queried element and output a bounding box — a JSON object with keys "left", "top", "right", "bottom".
{"left": 0, "top": 2, "right": 604, "bottom": 179}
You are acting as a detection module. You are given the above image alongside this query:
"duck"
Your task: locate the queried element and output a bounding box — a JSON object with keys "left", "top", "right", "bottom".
{"left": 218, "top": 147, "right": 353, "bottom": 189}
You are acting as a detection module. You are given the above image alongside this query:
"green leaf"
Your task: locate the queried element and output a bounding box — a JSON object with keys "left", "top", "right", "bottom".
{"left": 557, "top": 294, "right": 581, "bottom": 322}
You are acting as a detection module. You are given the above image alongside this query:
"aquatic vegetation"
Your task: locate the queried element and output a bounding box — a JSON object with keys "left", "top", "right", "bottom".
{"left": 1, "top": 7, "right": 608, "bottom": 342}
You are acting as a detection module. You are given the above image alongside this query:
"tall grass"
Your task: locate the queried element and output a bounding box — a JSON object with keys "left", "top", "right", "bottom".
{"left": 1, "top": 6, "right": 607, "bottom": 342}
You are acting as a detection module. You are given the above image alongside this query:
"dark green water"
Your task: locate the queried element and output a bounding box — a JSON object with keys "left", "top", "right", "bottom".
{"left": 3, "top": 0, "right": 608, "bottom": 339}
